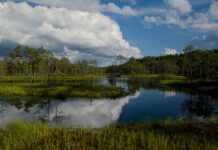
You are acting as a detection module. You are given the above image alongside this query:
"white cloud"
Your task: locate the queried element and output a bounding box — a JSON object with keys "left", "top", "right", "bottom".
{"left": 163, "top": 48, "right": 178, "bottom": 55}
{"left": 128, "top": 0, "right": 137, "bottom": 5}
{"left": 0, "top": 1, "right": 141, "bottom": 60}
{"left": 144, "top": 16, "right": 162, "bottom": 27}
{"left": 143, "top": 1, "right": 218, "bottom": 33}
{"left": 208, "top": 1, "right": 218, "bottom": 19}
{"left": 26, "top": 0, "right": 139, "bottom": 16}
{"left": 53, "top": 46, "right": 81, "bottom": 61}
{"left": 164, "top": 0, "right": 192, "bottom": 13}
{"left": 101, "top": 3, "right": 138, "bottom": 16}
{"left": 28, "top": 0, "right": 100, "bottom": 12}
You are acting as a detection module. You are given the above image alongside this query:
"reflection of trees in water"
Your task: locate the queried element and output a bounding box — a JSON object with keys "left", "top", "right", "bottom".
{"left": 34, "top": 99, "right": 66, "bottom": 124}
{"left": 32, "top": 98, "right": 95, "bottom": 125}
{"left": 182, "top": 94, "right": 218, "bottom": 118}
{"left": 114, "top": 77, "right": 164, "bottom": 94}
{"left": 108, "top": 78, "right": 117, "bottom": 86}
{"left": 108, "top": 78, "right": 128, "bottom": 89}
{"left": 52, "top": 105, "right": 66, "bottom": 125}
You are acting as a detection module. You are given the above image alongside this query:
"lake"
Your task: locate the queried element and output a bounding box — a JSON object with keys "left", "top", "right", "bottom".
{"left": 0, "top": 77, "right": 217, "bottom": 128}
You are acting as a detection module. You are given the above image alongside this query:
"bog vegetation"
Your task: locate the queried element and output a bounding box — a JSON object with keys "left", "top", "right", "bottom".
{"left": 0, "top": 120, "right": 217, "bottom": 150}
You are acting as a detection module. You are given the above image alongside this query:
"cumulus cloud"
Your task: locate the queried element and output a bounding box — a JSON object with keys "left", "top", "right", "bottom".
{"left": 143, "top": 1, "right": 218, "bottom": 33}
{"left": 164, "top": 0, "right": 192, "bottom": 13}
{"left": 101, "top": 3, "right": 138, "bottom": 16}
{"left": 25, "top": 0, "right": 139, "bottom": 16}
{"left": 208, "top": 1, "right": 218, "bottom": 19}
{"left": 163, "top": 48, "right": 178, "bottom": 55}
{"left": 0, "top": 1, "right": 141, "bottom": 61}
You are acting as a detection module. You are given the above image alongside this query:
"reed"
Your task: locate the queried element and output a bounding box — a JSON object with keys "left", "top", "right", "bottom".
{"left": 0, "top": 120, "right": 217, "bottom": 150}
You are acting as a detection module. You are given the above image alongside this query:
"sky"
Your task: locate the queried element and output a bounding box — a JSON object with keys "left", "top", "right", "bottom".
{"left": 0, "top": 0, "right": 218, "bottom": 66}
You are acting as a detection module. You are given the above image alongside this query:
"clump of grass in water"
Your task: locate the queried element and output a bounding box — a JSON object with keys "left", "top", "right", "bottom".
{"left": 0, "top": 84, "right": 127, "bottom": 99}
{"left": 0, "top": 86, "right": 26, "bottom": 96}
{"left": 0, "top": 120, "right": 217, "bottom": 150}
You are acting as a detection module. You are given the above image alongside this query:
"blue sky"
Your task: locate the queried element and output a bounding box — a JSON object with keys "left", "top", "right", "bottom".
{"left": 102, "top": 0, "right": 217, "bottom": 56}
{"left": 0, "top": 0, "right": 218, "bottom": 65}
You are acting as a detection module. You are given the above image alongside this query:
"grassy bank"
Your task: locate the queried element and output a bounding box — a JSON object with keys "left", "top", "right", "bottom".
{"left": 160, "top": 79, "right": 218, "bottom": 97}
{"left": 0, "top": 75, "right": 106, "bottom": 82}
{"left": 0, "top": 84, "right": 127, "bottom": 99}
{"left": 0, "top": 74, "right": 185, "bottom": 82}
{"left": 121, "top": 74, "right": 186, "bottom": 79}
{"left": 0, "top": 120, "right": 217, "bottom": 150}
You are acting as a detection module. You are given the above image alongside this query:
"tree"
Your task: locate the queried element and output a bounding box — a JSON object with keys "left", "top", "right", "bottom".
{"left": 183, "top": 45, "right": 194, "bottom": 53}
{"left": 0, "top": 60, "right": 6, "bottom": 76}
{"left": 116, "top": 55, "right": 127, "bottom": 65}
{"left": 121, "top": 57, "right": 148, "bottom": 74}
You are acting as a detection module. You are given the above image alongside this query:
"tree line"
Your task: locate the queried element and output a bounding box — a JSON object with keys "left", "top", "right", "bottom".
{"left": 0, "top": 45, "right": 102, "bottom": 76}
{"left": 0, "top": 45, "right": 218, "bottom": 80}
{"left": 106, "top": 46, "right": 218, "bottom": 80}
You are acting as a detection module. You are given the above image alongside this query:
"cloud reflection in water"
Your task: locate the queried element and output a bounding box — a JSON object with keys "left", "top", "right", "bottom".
{"left": 0, "top": 91, "right": 140, "bottom": 128}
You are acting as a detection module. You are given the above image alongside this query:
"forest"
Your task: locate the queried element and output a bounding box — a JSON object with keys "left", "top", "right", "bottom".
{"left": 0, "top": 45, "right": 102, "bottom": 76}
{"left": 0, "top": 45, "right": 218, "bottom": 81}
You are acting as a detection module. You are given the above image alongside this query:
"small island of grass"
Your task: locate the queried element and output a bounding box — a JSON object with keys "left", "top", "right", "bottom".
{"left": 0, "top": 83, "right": 127, "bottom": 99}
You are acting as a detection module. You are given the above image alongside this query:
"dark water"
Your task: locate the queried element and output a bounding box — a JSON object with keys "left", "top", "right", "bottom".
{"left": 0, "top": 77, "right": 217, "bottom": 128}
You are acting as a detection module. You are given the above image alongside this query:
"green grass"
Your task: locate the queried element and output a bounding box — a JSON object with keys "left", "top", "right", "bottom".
{"left": 0, "top": 120, "right": 217, "bottom": 150}
{"left": 160, "top": 79, "right": 218, "bottom": 97}
{"left": 0, "top": 84, "right": 127, "bottom": 99}
{"left": 0, "top": 75, "right": 106, "bottom": 82}
{"left": 121, "top": 74, "right": 186, "bottom": 79}
{"left": 121, "top": 74, "right": 160, "bottom": 77}
{"left": 0, "top": 74, "right": 186, "bottom": 81}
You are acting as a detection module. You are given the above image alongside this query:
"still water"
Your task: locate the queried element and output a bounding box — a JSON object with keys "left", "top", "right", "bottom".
{"left": 0, "top": 77, "right": 217, "bottom": 128}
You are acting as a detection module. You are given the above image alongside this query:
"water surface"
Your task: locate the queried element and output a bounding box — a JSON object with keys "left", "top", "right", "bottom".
{"left": 0, "top": 77, "right": 217, "bottom": 128}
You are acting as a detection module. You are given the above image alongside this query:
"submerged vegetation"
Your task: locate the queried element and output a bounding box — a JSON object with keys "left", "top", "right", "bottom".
{"left": 0, "top": 120, "right": 217, "bottom": 150}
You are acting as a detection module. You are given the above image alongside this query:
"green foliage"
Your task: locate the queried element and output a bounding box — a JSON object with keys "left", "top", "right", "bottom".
{"left": 183, "top": 45, "right": 194, "bottom": 53}
{"left": 0, "top": 60, "right": 6, "bottom": 75}
{"left": 106, "top": 49, "right": 218, "bottom": 80}
{"left": 2, "top": 45, "right": 218, "bottom": 81}
{"left": 4, "top": 45, "right": 103, "bottom": 76}
{"left": 0, "top": 121, "right": 217, "bottom": 150}
{"left": 0, "top": 83, "right": 126, "bottom": 99}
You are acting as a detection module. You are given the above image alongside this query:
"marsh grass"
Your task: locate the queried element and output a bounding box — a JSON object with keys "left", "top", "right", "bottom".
{"left": 160, "top": 79, "right": 218, "bottom": 98}
{"left": 0, "top": 121, "right": 217, "bottom": 150}
{"left": 121, "top": 74, "right": 186, "bottom": 79}
{"left": 0, "top": 84, "right": 127, "bottom": 99}
{"left": 0, "top": 75, "right": 106, "bottom": 82}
